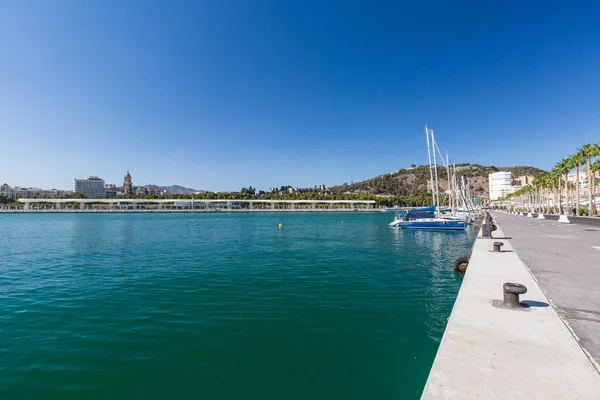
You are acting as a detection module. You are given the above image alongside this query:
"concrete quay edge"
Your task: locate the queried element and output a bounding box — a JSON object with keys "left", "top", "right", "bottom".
{"left": 421, "top": 221, "right": 600, "bottom": 400}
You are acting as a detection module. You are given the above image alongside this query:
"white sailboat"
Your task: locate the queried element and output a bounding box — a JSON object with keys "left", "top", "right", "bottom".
{"left": 390, "top": 126, "right": 467, "bottom": 230}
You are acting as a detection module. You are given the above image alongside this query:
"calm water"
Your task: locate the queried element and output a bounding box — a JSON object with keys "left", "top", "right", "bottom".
{"left": 0, "top": 212, "right": 477, "bottom": 399}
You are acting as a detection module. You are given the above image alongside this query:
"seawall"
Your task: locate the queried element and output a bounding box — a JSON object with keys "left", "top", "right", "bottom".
{"left": 0, "top": 209, "right": 381, "bottom": 214}
{"left": 421, "top": 216, "right": 600, "bottom": 399}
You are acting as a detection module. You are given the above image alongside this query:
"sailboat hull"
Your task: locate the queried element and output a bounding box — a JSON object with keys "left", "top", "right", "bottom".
{"left": 396, "top": 218, "right": 467, "bottom": 230}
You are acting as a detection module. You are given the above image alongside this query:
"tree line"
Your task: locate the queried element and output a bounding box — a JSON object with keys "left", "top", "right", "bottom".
{"left": 1, "top": 191, "right": 444, "bottom": 208}
{"left": 500, "top": 142, "right": 600, "bottom": 216}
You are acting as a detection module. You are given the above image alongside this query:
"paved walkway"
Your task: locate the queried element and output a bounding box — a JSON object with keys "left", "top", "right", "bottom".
{"left": 492, "top": 211, "right": 600, "bottom": 365}
{"left": 532, "top": 214, "right": 600, "bottom": 227}
{"left": 422, "top": 219, "right": 600, "bottom": 399}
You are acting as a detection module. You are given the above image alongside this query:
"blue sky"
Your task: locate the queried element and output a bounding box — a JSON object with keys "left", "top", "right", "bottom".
{"left": 1, "top": 1, "right": 599, "bottom": 191}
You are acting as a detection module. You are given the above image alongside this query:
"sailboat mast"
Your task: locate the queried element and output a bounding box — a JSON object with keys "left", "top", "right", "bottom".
{"left": 453, "top": 164, "right": 458, "bottom": 212}
{"left": 461, "top": 176, "right": 469, "bottom": 211}
{"left": 446, "top": 153, "right": 452, "bottom": 211}
{"left": 431, "top": 129, "right": 440, "bottom": 210}
{"left": 425, "top": 126, "right": 435, "bottom": 207}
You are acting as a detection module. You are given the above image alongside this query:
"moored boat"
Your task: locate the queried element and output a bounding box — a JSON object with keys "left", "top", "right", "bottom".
{"left": 389, "top": 126, "right": 467, "bottom": 231}
{"left": 390, "top": 205, "right": 467, "bottom": 230}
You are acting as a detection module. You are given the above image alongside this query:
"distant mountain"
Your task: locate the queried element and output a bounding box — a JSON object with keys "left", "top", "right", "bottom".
{"left": 330, "top": 164, "right": 546, "bottom": 196}
{"left": 142, "top": 185, "right": 203, "bottom": 194}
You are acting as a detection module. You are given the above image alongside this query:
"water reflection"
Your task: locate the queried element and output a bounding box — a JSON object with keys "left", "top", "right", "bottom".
{"left": 389, "top": 224, "right": 478, "bottom": 342}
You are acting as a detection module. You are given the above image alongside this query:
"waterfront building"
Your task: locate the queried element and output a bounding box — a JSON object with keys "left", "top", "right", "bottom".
{"left": 122, "top": 170, "right": 133, "bottom": 195}
{"left": 513, "top": 175, "right": 535, "bottom": 186}
{"left": 104, "top": 184, "right": 119, "bottom": 197}
{"left": 489, "top": 171, "right": 513, "bottom": 200}
{"left": 1, "top": 183, "right": 16, "bottom": 198}
{"left": 20, "top": 188, "right": 61, "bottom": 198}
{"left": 2, "top": 184, "right": 61, "bottom": 198}
{"left": 581, "top": 168, "right": 600, "bottom": 191}
{"left": 73, "top": 176, "right": 106, "bottom": 198}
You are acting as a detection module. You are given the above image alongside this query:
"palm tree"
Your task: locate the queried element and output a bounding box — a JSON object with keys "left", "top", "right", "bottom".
{"left": 561, "top": 157, "right": 574, "bottom": 214}
{"left": 593, "top": 158, "right": 600, "bottom": 179}
{"left": 595, "top": 143, "right": 600, "bottom": 215}
{"left": 552, "top": 170, "right": 562, "bottom": 214}
{"left": 553, "top": 162, "right": 565, "bottom": 215}
{"left": 570, "top": 152, "right": 586, "bottom": 215}
{"left": 580, "top": 143, "right": 598, "bottom": 216}
{"left": 549, "top": 173, "right": 556, "bottom": 212}
{"left": 533, "top": 173, "right": 552, "bottom": 213}
{"left": 535, "top": 174, "right": 545, "bottom": 212}
{"left": 590, "top": 155, "right": 600, "bottom": 214}
{"left": 547, "top": 173, "right": 556, "bottom": 212}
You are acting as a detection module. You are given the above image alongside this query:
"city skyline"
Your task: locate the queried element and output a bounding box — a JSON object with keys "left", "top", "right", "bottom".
{"left": 2, "top": 2, "right": 600, "bottom": 190}
{"left": 0, "top": 168, "right": 328, "bottom": 193}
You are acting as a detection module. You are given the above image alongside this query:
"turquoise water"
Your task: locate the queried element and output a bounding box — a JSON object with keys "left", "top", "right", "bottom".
{"left": 0, "top": 213, "right": 477, "bottom": 399}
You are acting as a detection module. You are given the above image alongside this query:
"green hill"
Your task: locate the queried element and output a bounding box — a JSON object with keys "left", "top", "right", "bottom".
{"left": 330, "top": 164, "right": 545, "bottom": 197}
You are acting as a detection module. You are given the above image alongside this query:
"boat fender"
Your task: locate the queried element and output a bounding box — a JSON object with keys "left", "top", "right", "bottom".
{"left": 453, "top": 254, "right": 470, "bottom": 272}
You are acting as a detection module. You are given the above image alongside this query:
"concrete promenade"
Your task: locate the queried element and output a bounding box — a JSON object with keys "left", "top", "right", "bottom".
{"left": 7, "top": 198, "right": 377, "bottom": 212}
{"left": 0, "top": 208, "right": 381, "bottom": 213}
{"left": 491, "top": 211, "right": 600, "bottom": 365}
{"left": 528, "top": 213, "right": 600, "bottom": 228}
{"left": 421, "top": 218, "right": 600, "bottom": 399}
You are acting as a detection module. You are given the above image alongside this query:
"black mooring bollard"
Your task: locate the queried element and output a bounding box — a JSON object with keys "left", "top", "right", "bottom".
{"left": 481, "top": 212, "right": 495, "bottom": 238}
{"left": 502, "top": 282, "right": 527, "bottom": 308}
{"left": 493, "top": 242, "right": 504, "bottom": 252}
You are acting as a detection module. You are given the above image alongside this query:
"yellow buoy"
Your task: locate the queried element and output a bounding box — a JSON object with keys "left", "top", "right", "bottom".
{"left": 278, "top": 223, "right": 283, "bottom": 228}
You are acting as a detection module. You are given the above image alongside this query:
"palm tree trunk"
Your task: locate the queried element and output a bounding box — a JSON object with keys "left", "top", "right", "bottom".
{"left": 593, "top": 165, "right": 597, "bottom": 216}
{"left": 565, "top": 171, "right": 569, "bottom": 215}
{"left": 558, "top": 177, "right": 562, "bottom": 215}
{"left": 555, "top": 184, "right": 559, "bottom": 214}
{"left": 519, "top": 194, "right": 523, "bottom": 212}
{"left": 576, "top": 164, "right": 580, "bottom": 215}
{"left": 551, "top": 184, "right": 555, "bottom": 213}
{"left": 540, "top": 187, "right": 544, "bottom": 213}
{"left": 588, "top": 158, "right": 593, "bottom": 216}
{"left": 541, "top": 187, "right": 544, "bottom": 212}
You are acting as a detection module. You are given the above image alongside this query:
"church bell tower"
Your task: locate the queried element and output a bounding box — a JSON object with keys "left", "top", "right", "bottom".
{"left": 122, "top": 170, "right": 133, "bottom": 195}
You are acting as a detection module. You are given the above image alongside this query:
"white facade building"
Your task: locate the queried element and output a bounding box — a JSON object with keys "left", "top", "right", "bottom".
{"left": 489, "top": 171, "right": 513, "bottom": 200}
{"left": 73, "top": 176, "right": 106, "bottom": 198}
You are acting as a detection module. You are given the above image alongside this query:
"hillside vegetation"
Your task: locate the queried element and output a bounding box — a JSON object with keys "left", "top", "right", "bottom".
{"left": 330, "top": 164, "right": 545, "bottom": 196}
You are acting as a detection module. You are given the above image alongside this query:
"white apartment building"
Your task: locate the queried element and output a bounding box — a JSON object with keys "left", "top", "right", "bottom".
{"left": 489, "top": 171, "right": 513, "bottom": 200}
{"left": 73, "top": 176, "right": 106, "bottom": 198}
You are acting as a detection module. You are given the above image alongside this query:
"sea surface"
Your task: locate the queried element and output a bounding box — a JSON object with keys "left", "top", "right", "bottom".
{"left": 0, "top": 212, "right": 478, "bottom": 399}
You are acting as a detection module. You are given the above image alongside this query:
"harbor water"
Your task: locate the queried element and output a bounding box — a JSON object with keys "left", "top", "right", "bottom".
{"left": 0, "top": 213, "right": 478, "bottom": 399}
